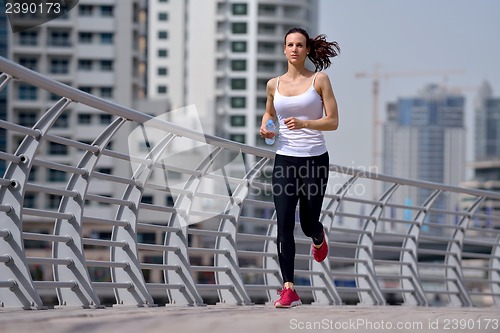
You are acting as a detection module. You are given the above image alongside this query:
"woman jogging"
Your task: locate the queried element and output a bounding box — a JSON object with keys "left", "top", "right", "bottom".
{"left": 260, "top": 27, "right": 340, "bottom": 308}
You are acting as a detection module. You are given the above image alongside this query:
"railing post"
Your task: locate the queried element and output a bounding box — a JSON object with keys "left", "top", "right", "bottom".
{"left": 0, "top": 98, "right": 71, "bottom": 309}
{"left": 400, "top": 190, "right": 442, "bottom": 306}
{"left": 53, "top": 118, "right": 126, "bottom": 308}
{"left": 110, "top": 133, "right": 176, "bottom": 307}
{"left": 490, "top": 234, "right": 500, "bottom": 307}
{"left": 355, "top": 183, "right": 399, "bottom": 305}
{"left": 214, "top": 156, "right": 267, "bottom": 305}
{"left": 164, "top": 147, "right": 224, "bottom": 306}
{"left": 309, "top": 175, "right": 359, "bottom": 305}
{"left": 444, "top": 197, "right": 482, "bottom": 307}
{"left": 263, "top": 211, "right": 281, "bottom": 304}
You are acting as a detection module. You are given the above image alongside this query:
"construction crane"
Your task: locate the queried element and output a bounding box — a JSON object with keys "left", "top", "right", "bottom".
{"left": 355, "top": 65, "right": 465, "bottom": 199}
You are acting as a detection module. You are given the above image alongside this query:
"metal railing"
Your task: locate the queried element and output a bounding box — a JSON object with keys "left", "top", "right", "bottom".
{"left": 0, "top": 56, "right": 499, "bottom": 309}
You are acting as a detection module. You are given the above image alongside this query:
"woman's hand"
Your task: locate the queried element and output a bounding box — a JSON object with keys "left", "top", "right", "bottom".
{"left": 284, "top": 117, "right": 307, "bottom": 130}
{"left": 260, "top": 124, "right": 276, "bottom": 139}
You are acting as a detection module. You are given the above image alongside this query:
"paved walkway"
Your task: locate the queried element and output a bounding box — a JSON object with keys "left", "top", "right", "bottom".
{"left": 1, "top": 305, "right": 499, "bottom": 333}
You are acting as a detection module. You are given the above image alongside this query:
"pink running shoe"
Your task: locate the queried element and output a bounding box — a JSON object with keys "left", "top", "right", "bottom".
{"left": 312, "top": 230, "right": 328, "bottom": 262}
{"left": 274, "top": 288, "right": 301, "bottom": 308}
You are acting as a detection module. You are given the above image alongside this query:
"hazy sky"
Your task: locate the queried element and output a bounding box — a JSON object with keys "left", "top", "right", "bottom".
{"left": 318, "top": 0, "right": 500, "bottom": 179}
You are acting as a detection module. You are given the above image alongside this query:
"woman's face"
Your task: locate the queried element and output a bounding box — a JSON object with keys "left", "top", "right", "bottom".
{"left": 284, "top": 32, "right": 309, "bottom": 64}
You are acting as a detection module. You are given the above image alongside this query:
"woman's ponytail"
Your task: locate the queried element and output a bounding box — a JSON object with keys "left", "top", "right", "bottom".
{"left": 308, "top": 34, "right": 340, "bottom": 72}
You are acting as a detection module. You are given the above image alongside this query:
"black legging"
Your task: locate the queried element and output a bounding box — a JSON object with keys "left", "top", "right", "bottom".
{"left": 272, "top": 152, "right": 329, "bottom": 283}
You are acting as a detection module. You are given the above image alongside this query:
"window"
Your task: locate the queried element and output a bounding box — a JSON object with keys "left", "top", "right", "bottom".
{"left": 157, "top": 85, "right": 167, "bottom": 94}
{"left": 141, "top": 195, "right": 154, "bottom": 205}
{"left": 256, "top": 79, "right": 267, "bottom": 91}
{"left": 48, "top": 142, "right": 68, "bottom": 155}
{"left": 96, "top": 167, "right": 112, "bottom": 174}
{"left": 54, "top": 113, "right": 69, "bottom": 128}
{"left": 29, "top": 166, "right": 37, "bottom": 182}
{"left": 100, "top": 60, "right": 113, "bottom": 71}
{"left": 158, "top": 49, "right": 168, "bottom": 57}
{"left": 47, "top": 194, "right": 61, "bottom": 209}
{"left": 100, "top": 33, "right": 114, "bottom": 44}
{"left": 258, "top": 23, "right": 276, "bottom": 35}
{"left": 100, "top": 114, "right": 112, "bottom": 124}
{"left": 18, "top": 111, "right": 38, "bottom": 127}
{"left": 24, "top": 193, "right": 36, "bottom": 208}
{"left": 100, "top": 5, "right": 113, "bottom": 17}
{"left": 79, "top": 5, "right": 93, "bottom": 16}
{"left": 158, "top": 31, "right": 168, "bottom": 39}
{"left": 158, "top": 12, "right": 168, "bottom": 21}
{"left": 19, "top": 31, "right": 38, "bottom": 46}
{"left": 258, "top": 60, "right": 275, "bottom": 72}
{"left": 48, "top": 169, "right": 66, "bottom": 182}
{"left": 137, "top": 232, "right": 156, "bottom": 244}
{"left": 79, "top": 32, "right": 92, "bottom": 44}
{"left": 258, "top": 42, "right": 275, "bottom": 53}
{"left": 231, "top": 78, "right": 246, "bottom": 90}
{"left": 232, "top": 22, "right": 247, "bottom": 34}
{"left": 158, "top": 67, "right": 168, "bottom": 76}
{"left": 232, "top": 3, "right": 247, "bottom": 15}
{"left": 256, "top": 97, "right": 267, "bottom": 109}
{"left": 230, "top": 134, "right": 246, "bottom": 143}
{"left": 231, "top": 60, "right": 246, "bottom": 71}
{"left": 78, "top": 59, "right": 92, "bottom": 71}
{"left": 50, "top": 58, "right": 69, "bottom": 74}
{"left": 230, "top": 115, "right": 246, "bottom": 127}
{"left": 19, "top": 57, "right": 38, "bottom": 71}
{"left": 79, "top": 86, "right": 92, "bottom": 94}
{"left": 100, "top": 87, "right": 113, "bottom": 98}
{"left": 231, "top": 41, "right": 246, "bottom": 53}
{"left": 231, "top": 97, "right": 246, "bottom": 108}
{"left": 78, "top": 114, "right": 92, "bottom": 124}
{"left": 49, "top": 92, "right": 62, "bottom": 101}
{"left": 48, "top": 30, "right": 71, "bottom": 47}
{"left": 18, "top": 84, "right": 37, "bottom": 100}
{"left": 258, "top": 4, "right": 276, "bottom": 16}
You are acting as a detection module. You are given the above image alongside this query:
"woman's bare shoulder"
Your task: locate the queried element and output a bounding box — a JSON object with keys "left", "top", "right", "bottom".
{"left": 266, "top": 77, "right": 278, "bottom": 93}
{"left": 315, "top": 71, "right": 331, "bottom": 82}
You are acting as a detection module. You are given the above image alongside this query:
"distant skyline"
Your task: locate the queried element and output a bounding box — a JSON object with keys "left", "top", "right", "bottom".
{"left": 318, "top": 0, "right": 500, "bottom": 181}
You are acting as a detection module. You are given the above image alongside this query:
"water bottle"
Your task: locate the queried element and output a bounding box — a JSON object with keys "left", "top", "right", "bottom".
{"left": 265, "top": 119, "right": 276, "bottom": 145}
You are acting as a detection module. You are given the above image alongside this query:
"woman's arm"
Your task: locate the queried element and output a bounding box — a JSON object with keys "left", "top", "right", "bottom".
{"left": 260, "top": 78, "right": 278, "bottom": 139}
{"left": 283, "top": 72, "right": 339, "bottom": 131}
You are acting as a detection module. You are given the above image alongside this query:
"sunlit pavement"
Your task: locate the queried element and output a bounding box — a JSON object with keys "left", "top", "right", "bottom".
{"left": 0, "top": 305, "right": 498, "bottom": 333}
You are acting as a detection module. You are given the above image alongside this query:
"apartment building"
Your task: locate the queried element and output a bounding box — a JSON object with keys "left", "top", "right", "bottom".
{"left": 461, "top": 81, "right": 500, "bottom": 226}
{"left": 383, "top": 84, "right": 466, "bottom": 232}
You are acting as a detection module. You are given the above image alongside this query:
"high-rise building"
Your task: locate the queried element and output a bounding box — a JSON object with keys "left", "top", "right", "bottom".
{"left": 5, "top": 1, "right": 149, "bottom": 283}
{"left": 383, "top": 84, "right": 466, "bottom": 231}
{"left": 474, "top": 81, "right": 500, "bottom": 162}
{"left": 461, "top": 81, "right": 500, "bottom": 226}
{"left": 7, "top": 0, "right": 146, "bottom": 191}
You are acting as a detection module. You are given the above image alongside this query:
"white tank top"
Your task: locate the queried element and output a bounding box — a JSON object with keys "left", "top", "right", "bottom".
{"left": 273, "top": 73, "right": 327, "bottom": 157}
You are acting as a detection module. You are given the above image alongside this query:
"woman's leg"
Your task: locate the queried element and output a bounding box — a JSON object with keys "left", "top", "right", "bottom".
{"left": 272, "top": 154, "right": 300, "bottom": 284}
{"left": 298, "top": 152, "right": 330, "bottom": 243}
